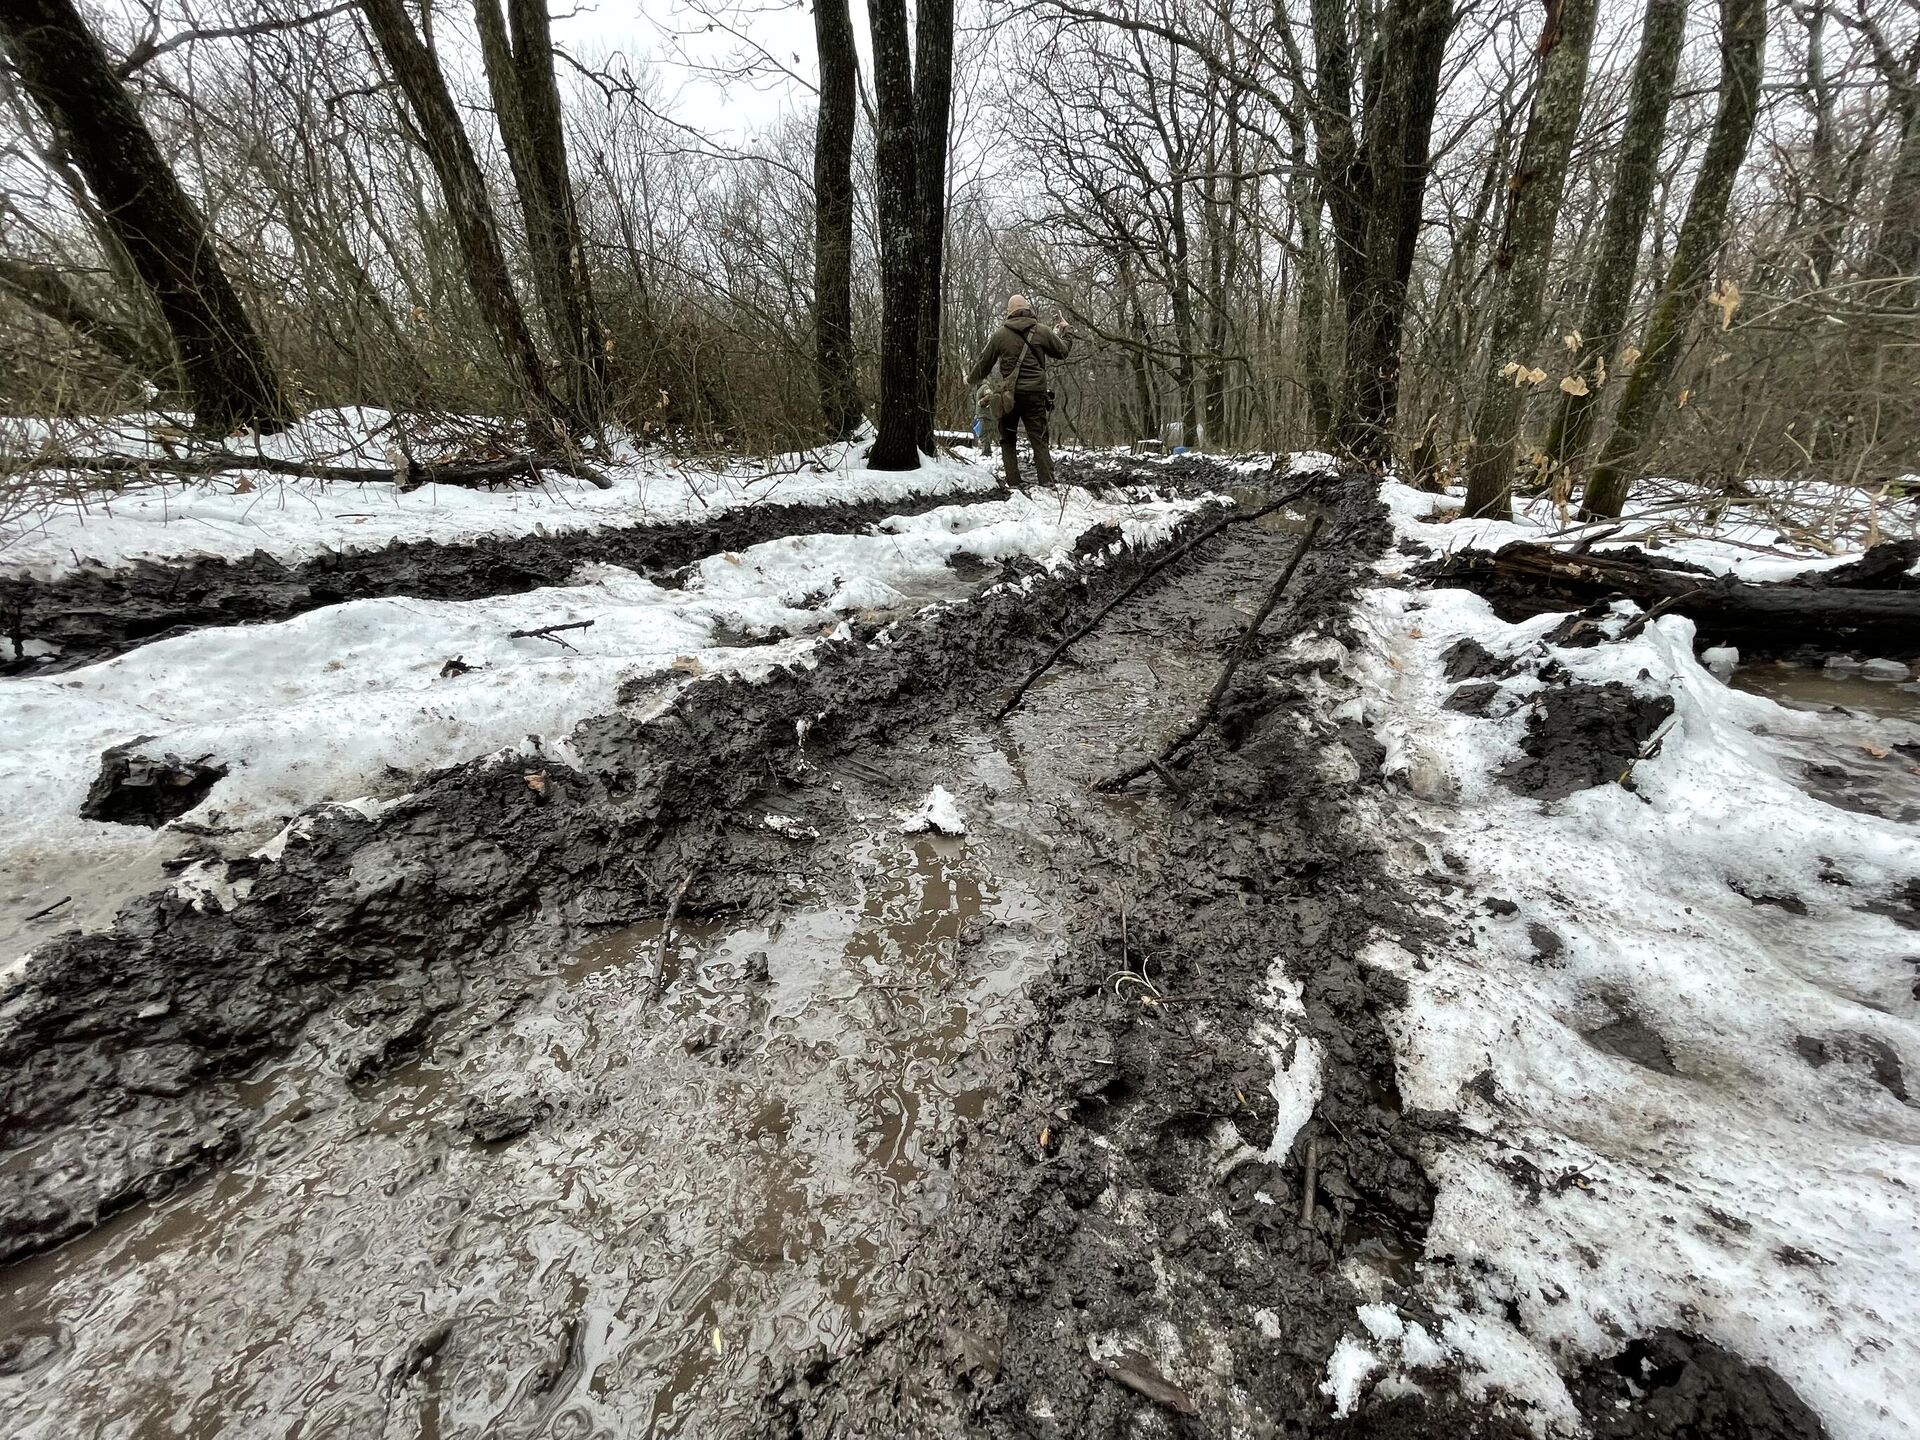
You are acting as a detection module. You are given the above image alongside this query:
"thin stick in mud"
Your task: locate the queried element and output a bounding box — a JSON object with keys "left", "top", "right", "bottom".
{"left": 994, "top": 478, "right": 1323, "bottom": 719}
{"left": 648, "top": 872, "right": 694, "bottom": 1001}
{"left": 1100, "top": 515, "right": 1323, "bottom": 791}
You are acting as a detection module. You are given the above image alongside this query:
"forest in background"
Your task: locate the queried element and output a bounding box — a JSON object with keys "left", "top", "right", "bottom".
{"left": 0, "top": 0, "right": 1917, "bottom": 523}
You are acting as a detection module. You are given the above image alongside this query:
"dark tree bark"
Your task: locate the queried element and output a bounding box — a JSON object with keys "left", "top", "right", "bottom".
{"left": 1462, "top": 0, "right": 1602, "bottom": 519}
{"left": 866, "top": 0, "right": 921, "bottom": 470}
{"left": 473, "top": 0, "right": 610, "bottom": 428}
{"left": 911, "top": 0, "right": 955, "bottom": 454}
{"left": 1583, "top": 0, "right": 1768, "bottom": 519}
{"left": 0, "top": 0, "right": 289, "bottom": 433}
{"left": 359, "top": 0, "right": 571, "bottom": 438}
{"left": 1311, "top": 0, "right": 1454, "bottom": 464}
{"left": 812, "top": 0, "right": 862, "bottom": 440}
{"left": 1545, "top": 0, "right": 1687, "bottom": 473}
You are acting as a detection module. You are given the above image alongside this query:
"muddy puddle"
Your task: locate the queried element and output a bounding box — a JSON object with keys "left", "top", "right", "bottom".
{"left": 1730, "top": 660, "right": 1920, "bottom": 824}
{"left": 0, "top": 569, "right": 1226, "bottom": 1438}
{"left": 0, "top": 822, "right": 1058, "bottom": 1438}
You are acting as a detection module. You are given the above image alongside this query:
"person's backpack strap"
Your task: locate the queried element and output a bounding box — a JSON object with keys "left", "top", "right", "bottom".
{"left": 1000, "top": 325, "right": 1038, "bottom": 380}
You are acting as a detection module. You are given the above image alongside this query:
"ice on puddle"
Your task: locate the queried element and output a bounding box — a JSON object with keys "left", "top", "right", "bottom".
{"left": 897, "top": 785, "right": 966, "bottom": 837}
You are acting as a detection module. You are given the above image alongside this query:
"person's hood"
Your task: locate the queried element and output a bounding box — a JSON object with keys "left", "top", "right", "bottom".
{"left": 1004, "top": 311, "right": 1039, "bottom": 333}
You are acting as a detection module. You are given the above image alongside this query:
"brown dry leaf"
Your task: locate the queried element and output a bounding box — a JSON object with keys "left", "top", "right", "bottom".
{"left": 1861, "top": 742, "right": 1890, "bottom": 760}
{"left": 231, "top": 476, "right": 255, "bottom": 494}
{"left": 1677, "top": 388, "right": 1692, "bottom": 408}
{"left": 1593, "top": 356, "right": 1608, "bottom": 386}
{"left": 1500, "top": 360, "right": 1522, "bottom": 380}
{"left": 657, "top": 388, "right": 671, "bottom": 410}
{"left": 1038, "top": 1125, "right": 1052, "bottom": 1150}
{"left": 1408, "top": 626, "right": 1423, "bottom": 638}
{"left": 1708, "top": 278, "right": 1742, "bottom": 329}
{"left": 523, "top": 770, "right": 548, "bottom": 794}
{"left": 671, "top": 655, "right": 705, "bottom": 675}
{"left": 1563, "top": 329, "right": 1583, "bottom": 352}
{"left": 1559, "top": 373, "right": 1590, "bottom": 396}
{"left": 1525, "top": 366, "right": 1547, "bottom": 386}
{"left": 722, "top": 552, "right": 742, "bottom": 565}
{"left": 1620, "top": 345, "right": 1642, "bottom": 368}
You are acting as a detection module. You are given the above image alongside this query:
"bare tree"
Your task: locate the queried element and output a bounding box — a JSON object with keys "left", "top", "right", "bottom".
{"left": 0, "top": 0, "right": 290, "bottom": 432}
{"left": 1462, "top": 0, "right": 1602, "bottom": 519}
{"left": 812, "top": 0, "right": 862, "bottom": 440}
{"left": 1583, "top": 0, "right": 1769, "bottom": 518}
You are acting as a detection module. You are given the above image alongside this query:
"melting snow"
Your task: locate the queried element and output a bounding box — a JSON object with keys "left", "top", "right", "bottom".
{"left": 897, "top": 785, "right": 967, "bottom": 837}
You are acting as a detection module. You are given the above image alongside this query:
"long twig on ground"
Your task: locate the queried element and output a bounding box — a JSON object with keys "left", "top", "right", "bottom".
{"left": 25, "top": 894, "right": 71, "bottom": 921}
{"left": 995, "top": 478, "right": 1323, "bottom": 719}
{"left": 1099, "top": 516, "right": 1323, "bottom": 792}
{"left": 15, "top": 449, "right": 614, "bottom": 491}
{"left": 508, "top": 618, "right": 597, "bottom": 649}
{"left": 648, "top": 873, "right": 694, "bottom": 1001}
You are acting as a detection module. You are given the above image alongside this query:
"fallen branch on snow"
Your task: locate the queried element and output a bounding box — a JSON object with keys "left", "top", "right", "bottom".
{"left": 508, "top": 618, "right": 596, "bottom": 649}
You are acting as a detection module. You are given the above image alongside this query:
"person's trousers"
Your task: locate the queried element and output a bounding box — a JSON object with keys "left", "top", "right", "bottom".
{"left": 999, "top": 390, "right": 1055, "bottom": 487}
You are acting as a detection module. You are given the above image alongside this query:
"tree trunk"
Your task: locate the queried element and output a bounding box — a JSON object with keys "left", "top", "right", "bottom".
{"left": 812, "top": 0, "right": 862, "bottom": 440}
{"left": 482, "top": 0, "right": 610, "bottom": 427}
{"left": 1318, "top": 0, "right": 1453, "bottom": 464}
{"left": 1869, "top": 85, "right": 1920, "bottom": 286}
{"left": 1582, "top": 0, "right": 1767, "bottom": 519}
{"left": 865, "top": 0, "right": 921, "bottom": 470}
{"left": 1545, "top": 0, "right": 1686, "bottom": 474}
{"left": 0, "top": 0, "right": 289, "bottom": 433}
{"left": 1121, "top": 255, "right": 1157, "bottom": 440}
{"left": 1461, "top": 0, "right": 1601, "bottom": 519}
{"left": 359, "top": 0, "right": 571, "bottom": 439}
{"left": 911, "top": 0, "right": 955, "bottom": 454}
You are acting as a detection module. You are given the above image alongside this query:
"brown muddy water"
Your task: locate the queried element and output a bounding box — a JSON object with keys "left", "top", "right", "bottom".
{"left": 0, "top": 595, "right": 1240, "bottom": 1438}
{"left": 1729, "top": 660, "right": 1920, "bottom": 824}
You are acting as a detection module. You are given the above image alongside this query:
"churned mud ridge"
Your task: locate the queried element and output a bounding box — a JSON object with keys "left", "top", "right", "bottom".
{"left": 0, "top": 499, "right": 1222, "bottom": 1265}
{"left": 1, "top": 475, "right": 1009, "bottom": 671}
{"left": 764, "top": 472, "right": 1508, "bottom": 1435}
{"left": 766, "top": 471, "right": 1831, "bottom": 1439}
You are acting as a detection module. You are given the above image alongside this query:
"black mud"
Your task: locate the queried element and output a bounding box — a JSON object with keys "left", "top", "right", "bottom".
{"left": 1, "top": 476, "right": 1003, "bottom": 671}
{"left": 0, "top": 486, "right": 1224, "bottom": 1264}
{"left": 1567, "top": 1331, "right": 1827, "bottom": 1440}
{"left": 1501, "top": 682, "right": 1675, "bottom": 800}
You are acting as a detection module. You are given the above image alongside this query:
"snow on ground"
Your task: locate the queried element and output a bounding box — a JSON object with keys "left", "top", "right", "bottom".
{"left": 0, "top": 487, "right": 1208, "bottom": 948}
{"left": 1302, "top": 496, "right": 1920, "bottom": 1435}
{"left": 0, "top": 408, "right": 999, "bottom": 576}
{"left": 1385, "top": 476, "right": 1917, "bottom": 583}
{"left": 897, "top": 785, "right": 967, "bottom": 836}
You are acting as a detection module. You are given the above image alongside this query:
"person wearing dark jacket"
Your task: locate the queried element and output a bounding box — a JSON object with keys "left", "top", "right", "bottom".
{"left": 966, "top": 295, "right": 1072, "bottom": 487}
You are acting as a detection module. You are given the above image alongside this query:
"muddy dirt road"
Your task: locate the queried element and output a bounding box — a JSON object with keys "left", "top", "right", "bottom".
{"left": 0, "top": 459, "right": 1830, "bottom": 1437}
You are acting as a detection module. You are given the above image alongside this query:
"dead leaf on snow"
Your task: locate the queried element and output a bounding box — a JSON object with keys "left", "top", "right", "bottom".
{"left": 1861, "top": 742, "right": 1890, "bottom": 759}
{"left": 1559, "top": 373, "right": 1590, "bottom": 396}
{"left": 671, "top": 655, "right": 705, "bottom": 675}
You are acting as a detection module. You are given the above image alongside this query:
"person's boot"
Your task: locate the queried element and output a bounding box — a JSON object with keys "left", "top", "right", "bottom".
{"left": 1001, "top": 441, "right": 1021, "bottom": 489}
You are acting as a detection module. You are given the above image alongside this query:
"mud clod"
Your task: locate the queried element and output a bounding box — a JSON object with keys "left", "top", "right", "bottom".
{"left": 1567, "top": 1331, "right": 1828, "bottom": 1439}
{"left": 1500, "top": 683, "right": 1675, "bottom": 800}
{"left": 78, "top": 738, "right": 228, "bottom": 827}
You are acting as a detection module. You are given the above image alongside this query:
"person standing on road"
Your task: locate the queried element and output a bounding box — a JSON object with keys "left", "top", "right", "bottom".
{"left": 967, "top": 295, "right": 1072, "bottom": 487}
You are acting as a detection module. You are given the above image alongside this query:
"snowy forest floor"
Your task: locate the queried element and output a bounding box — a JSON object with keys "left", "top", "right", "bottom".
{"left": 0, "top": 436, "right": 1914, "bottom": 1439}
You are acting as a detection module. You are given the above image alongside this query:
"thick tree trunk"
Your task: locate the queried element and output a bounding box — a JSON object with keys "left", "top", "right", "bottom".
{"left": 1582, "top": 0, "right": 1767, "bottom": 519}
{"left": 473, "top": 0, "right": 609, "bottom": 427}
{"left": 812, "top": 0, "right": 862, "bottom": 440}
{"left": 359, "top": 0, "right": 571, "bottom": 439}
{"left": 1870, "top": 89, "right": 1920, "bottom": 286}
{"left": 0, "top": 0, "right": 289, "bottom": 433}
{"left": 866, "top": 0, "right": 921, "bottom": 470}
{"left": 1318, "top": 0, "right": 1453, "bottom": 464}
{"left": 911, "top": 0, "right": 954, "bottom": 454}
{"left": 1545, "top": 0, "right": 1686, "bottom": 474}
{"left": 1461, "top": 0, "right": 1601, "bottom": 519}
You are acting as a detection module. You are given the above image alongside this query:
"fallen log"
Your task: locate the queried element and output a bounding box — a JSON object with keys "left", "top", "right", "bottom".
{"left": 1425, "top": 538, "right": 1920, "bottom": 656}
{"left": 12, "top": 448, "right": 614, "bottom": 490}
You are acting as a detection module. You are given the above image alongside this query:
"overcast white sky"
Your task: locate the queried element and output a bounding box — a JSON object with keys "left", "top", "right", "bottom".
{"left": 554, "top": 0, "right": 869, "bottom": 139}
